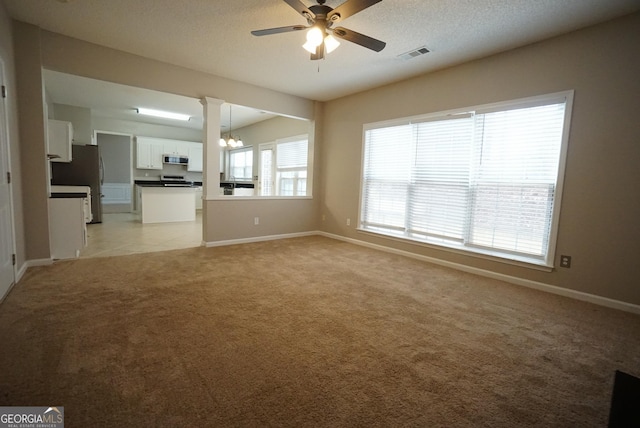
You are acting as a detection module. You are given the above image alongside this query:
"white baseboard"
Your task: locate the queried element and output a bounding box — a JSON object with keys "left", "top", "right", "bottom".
{"left": 318, "top": 231, "right": 640, "bottom": 315}
{"left": 14, "top": 258, "right": 53, "bottom": 284}
{"left": 204, "top": 231, "right": 317, "bottom": 248}
{"left": 16, "top": 262, "right": 29, "bottom": 283}
{"left": 1, "top": 258, "right": 53, "bottom": 305}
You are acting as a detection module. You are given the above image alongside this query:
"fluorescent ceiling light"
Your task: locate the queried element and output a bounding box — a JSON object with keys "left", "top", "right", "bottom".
{"left": 136, "top": 107, "right": 190, "bottom": 121}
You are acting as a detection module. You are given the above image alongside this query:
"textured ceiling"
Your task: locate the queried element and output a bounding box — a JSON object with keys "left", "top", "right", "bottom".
{"left": 4, "top": 0, "right": 640, "bottom": 102}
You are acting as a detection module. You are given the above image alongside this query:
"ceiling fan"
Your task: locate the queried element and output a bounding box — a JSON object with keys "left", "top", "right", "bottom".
{"left": 251, "top": 0, "right": 386, "bottom": 60}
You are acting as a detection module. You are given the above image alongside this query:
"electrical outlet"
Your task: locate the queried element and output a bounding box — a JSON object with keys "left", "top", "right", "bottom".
{"left": 346, "top": 218, "right": 351, "bottom": 226}
{"left": 254, "top": 217, "right": 259, "bottom": 225}
{"left": 560, "top": 255, "right": 572, "bottom": 268}
{"left": 322, "top": 214, "right": 326, "bottom": 221}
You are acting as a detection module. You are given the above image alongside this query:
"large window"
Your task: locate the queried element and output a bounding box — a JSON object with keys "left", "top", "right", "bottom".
{"left": 259, "top": 135, "right": 309, "bottom": 197}
{"left": 228, "top": 147, "right": 253, "bottom": 182}
{"left": 360, "top": 92, "right": 573, "bottom": 267}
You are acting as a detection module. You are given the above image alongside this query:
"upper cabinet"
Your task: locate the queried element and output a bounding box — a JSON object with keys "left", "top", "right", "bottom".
{"left": 162, "top": 141, "right": 189, "bottom": 157}
{"left": 136, "top": 138, "right": 164, "bottom": 170}
{"left": 47, "top": 119, "right": 73, "bottom": 163}
{"left": 136, "top": 136, "right": 202, "bottom": 171}
{"left": 187, "top": 145, "right": 203, "bottom": 172}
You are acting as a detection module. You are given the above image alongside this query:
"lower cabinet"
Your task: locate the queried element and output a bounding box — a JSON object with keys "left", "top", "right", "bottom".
{"left": 49, "top": 198, "right": 86, "bottom": 259}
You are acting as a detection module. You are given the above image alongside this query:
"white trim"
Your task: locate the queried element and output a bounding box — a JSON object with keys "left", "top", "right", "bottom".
{"left": 0, "top": 59, "right": 18, "bottom": 296}
{"left": 317, "top": 231, "right": 640, "bottom": 315}
{"left": 359, "top": 90, "right": 574, "bottom": 269}
{"left": 204, "top": 231, "right": 317, "bottom": 247}
{"left": 15, "top": 261, "right": 29, "bottom": 283}
{"left": 364, "top": 90, "right": 574, "bottom": 130}
{"left": 356, "top": 228, "right": 553, "bottom": 272}
{"left": 25, "top": 258, "right": 54, "bottom": 268}
{"left": 6, "top": 258, "right": 57, "bottom": 304}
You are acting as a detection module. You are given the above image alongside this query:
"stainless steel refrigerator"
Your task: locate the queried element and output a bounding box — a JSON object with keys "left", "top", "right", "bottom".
{"left": 51, "top": 144, "right": 103, "bottom": 223}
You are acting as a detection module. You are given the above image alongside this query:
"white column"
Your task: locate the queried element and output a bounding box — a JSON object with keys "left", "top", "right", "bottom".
{"left": 200, "top": 97, "right": 224, "bottom": 200}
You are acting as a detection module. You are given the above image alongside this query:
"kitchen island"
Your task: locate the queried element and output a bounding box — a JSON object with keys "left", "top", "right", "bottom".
{"left": 139, "top": 185, "right": 196, "bottom": 224}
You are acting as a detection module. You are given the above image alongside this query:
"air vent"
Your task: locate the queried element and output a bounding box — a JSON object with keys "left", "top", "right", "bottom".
{"left": 398, "top": 46, "right": 430, "bottom": 61}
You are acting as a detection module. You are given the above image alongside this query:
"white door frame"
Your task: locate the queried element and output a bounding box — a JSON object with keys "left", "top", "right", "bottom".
{"left": 0, "top": 58, "right": 17, "bottom": 300}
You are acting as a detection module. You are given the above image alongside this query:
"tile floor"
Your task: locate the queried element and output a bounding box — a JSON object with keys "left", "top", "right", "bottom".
{"left": 80, "top": 211, "right": 203, "bottom": 258}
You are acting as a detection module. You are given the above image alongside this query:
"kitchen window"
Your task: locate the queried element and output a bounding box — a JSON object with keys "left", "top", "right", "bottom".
{"left": 360, "top": 91, "right": 573, "bottom": 268}
{"left": 260, "top": 135, "right": 309, "bottom": 197}
{"left": 228, "top": 147, "right": 253, "bottom": 182}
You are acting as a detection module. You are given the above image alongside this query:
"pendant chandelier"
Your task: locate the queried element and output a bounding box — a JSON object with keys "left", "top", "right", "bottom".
{"left": 219, "top": 105, "right": 243, "bottom": 148}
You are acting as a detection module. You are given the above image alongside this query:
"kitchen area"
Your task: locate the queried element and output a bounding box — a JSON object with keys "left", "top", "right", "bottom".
{"left": 46, "top": 116, "right": 209, "bottom": 260}
{"left": 43, "top": 70, "right": 306, "bottom": 261}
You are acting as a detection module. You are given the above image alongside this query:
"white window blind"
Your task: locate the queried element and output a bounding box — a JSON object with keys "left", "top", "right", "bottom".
{"left": 259, "top": 136, "right": 309, "bottom": 197}
{"left": 259, "top": 146, "right": 274, "bottom": 196}
{"left": 468, "top": 104, "right": 565, "bottom": 257}
{"left": 362, "top": 124, "right": 413, "bottom": 231}
{"left": 409, "top": 115, "right": 473, "bottom": 241}
{"left": 360, "top": 93, "right": 571, "bottom": 267}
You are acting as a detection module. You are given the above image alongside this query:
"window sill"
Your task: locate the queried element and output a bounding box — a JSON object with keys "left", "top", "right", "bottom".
{"left": 356, "top": 228, "right": 554, "bottom": 272}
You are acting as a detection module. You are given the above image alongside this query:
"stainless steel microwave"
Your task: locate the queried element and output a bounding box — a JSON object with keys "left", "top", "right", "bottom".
{"left": 163, "top": 154, "right": 189, "bottom": 165}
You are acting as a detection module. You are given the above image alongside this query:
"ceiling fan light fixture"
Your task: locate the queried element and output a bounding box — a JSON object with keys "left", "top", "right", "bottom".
{"left": 303, "top": 40, "right": 318, "bottom": 54}
{"left": 324, "top": 34, "right": 340, "bottom": 53}
{"left": 252, "top": 0, "right": 386, "bottom": 61}
{"left": 306, "top": 26, "right": 324, "bottom": 46}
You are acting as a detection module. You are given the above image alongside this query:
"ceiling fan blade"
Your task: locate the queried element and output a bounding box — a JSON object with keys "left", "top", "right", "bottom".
{"left": 332, "top": 27, "right": 386, "bottom": 52}
{"left": 282, "top": 0, "right": 315, "bottom": 20}
{"left": 327, "top": 0, "right": 382, "bottom": 23}
{"left": 251, "top": 25, "right": 307, "bottom": 36}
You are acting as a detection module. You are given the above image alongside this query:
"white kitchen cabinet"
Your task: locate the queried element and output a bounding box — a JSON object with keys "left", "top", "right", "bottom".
{"left": 163, "top": 141, "right": 189, "bottom": 156}
{"left": 195, "top": 186, "right": 203, "bottom": 209}
{"left": 187, "top": 145, "right": 203, "bottom": 172}
{"left": 136, "top": 136, "right": 201, "bottom": 169}
{"left": 47, "top": 119, "right": 73, "bottom": 163}
{"left": 140, "top": 186, "right": 196, "bottom": 223}
{"left": 49, "top": 198, "right": 86, "bottom": 259}
{"left": 136, "top": 139, "right": 163, "bottom": 169}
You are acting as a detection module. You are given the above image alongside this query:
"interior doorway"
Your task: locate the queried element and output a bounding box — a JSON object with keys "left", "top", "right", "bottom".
{"left": 96, "top": 131, "right": 133, "bottom": 213}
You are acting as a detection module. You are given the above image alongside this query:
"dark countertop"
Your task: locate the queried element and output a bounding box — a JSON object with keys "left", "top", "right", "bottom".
{"left": 50, "top": 193, "right": 88, "bottom": 198}
{"left": 134, "top": 179, "right": 253, "bottom": 189}
{"left": 134, "top": 179, "right": 202, "bottom": 188}
{"left": 220, "top": 181, "right": 255, "bottom": 189}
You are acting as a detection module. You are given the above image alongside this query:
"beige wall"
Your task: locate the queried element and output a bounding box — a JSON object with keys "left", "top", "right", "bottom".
{"left": 320, "top": 13, "right": 640, "bottom": 305}
{"left": 52, "top": 103, "right": 92, "bottom": 144}
{"left": 0, "top": 4, "right": 26, "bottom": 271}
{"left": 209, "top": 114, "right": 319, "bottom": 243}
{"left": 11, "top": 21, "right": 321, "bottom": 258}
{"left": 40, "top": 31, "right": 315, "bottom": 121}
{"left": 13, "top": 21, "right": 50, "bottom": 261}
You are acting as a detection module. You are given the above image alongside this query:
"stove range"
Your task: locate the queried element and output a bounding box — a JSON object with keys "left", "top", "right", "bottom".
{"left": 160, "top": 174, "right": 194, "bottom": 187}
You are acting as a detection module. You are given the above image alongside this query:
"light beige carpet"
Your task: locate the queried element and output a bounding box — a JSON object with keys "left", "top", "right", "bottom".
{"left": 0, "top": 236, "right": 638, "bottom": 427}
